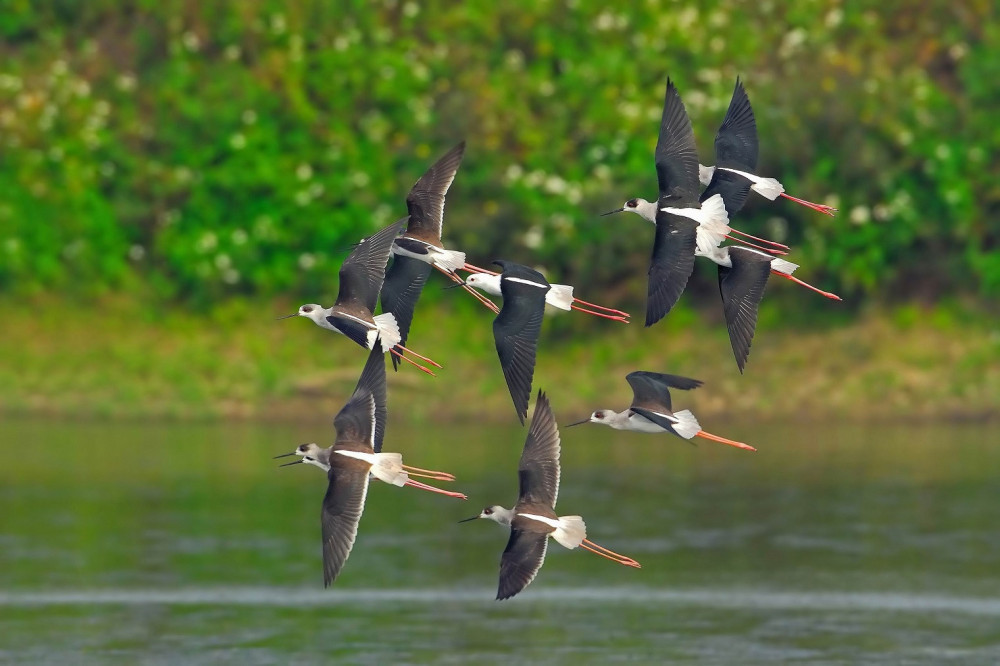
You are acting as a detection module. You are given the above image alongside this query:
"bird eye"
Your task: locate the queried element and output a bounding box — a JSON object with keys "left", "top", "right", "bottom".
{"left": 626, "top": 199, "right": 638, "bottom": 208}
{"left": 595, "top": 412, "right": 604, "bottom": 419}
{"left": 301, "top": 306, "right": 313, "bottom": 313}
{"left": 484, "top": 508, "right": 493, "bottom": 515}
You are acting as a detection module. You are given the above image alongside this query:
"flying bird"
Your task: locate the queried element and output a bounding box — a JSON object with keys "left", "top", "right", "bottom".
{"left": 280, "top": 218, "right": 441, "bottom": 374}
{"left": 460, "top": 391, "right": 640, "bottom": 600}
{"left": 491, "top": 261, "right": 551, "bottom": 424}
{"left": 699, "top": 245, "right": 841, "bottom": 372}
{"left": 381, "top": 143, "right": 501, "bottom": 371}
{"left": 462, "top": 270, "right": 630, "bottom": 322}
{"left": 275, "top": 347, "right": 465, "bottom": 587}
{"left": 568, "top": 371, "right": 756, "bottom": 452}
{"left": 699, "top": 78, "right": 837, "bottom": 217}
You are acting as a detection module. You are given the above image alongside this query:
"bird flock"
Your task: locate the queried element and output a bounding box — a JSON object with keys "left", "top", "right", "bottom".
{"left": 274, "top": 77, "right": 841, "bottom": 600}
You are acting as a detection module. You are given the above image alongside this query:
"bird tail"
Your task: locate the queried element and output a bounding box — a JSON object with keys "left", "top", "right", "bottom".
{"left": 373, "top": 312, "right": 401, "bottom": 352}
{"left": 552, "top": 515, "right": 587, "bottom": 549}
{"left": 751, "top": 177, "right": 785, "bottom": 201}
{"left": 699, "top": 193, "right": 730, "bottom": 229}
{"left": 369, "top": 452, "right": 407, "bottom": 487}
{"left": 546, "top": 284, "right": 574, "bottom": 311}
{"left": 433, "top": 248, "right": 466, "bottom": 273}
{"left": 671, "top": 409, "right": 702, "bottom": 440}
{"left": 769, "top": 257, "right": 799, "bottom": 275}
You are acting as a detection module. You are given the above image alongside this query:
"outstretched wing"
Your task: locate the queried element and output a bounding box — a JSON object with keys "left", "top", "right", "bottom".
{"left": 336, "top": 218, "right": 406, "bottom": 313}
{"left": 380, "top": 255, "right": 431, "bottom": 371}
{"left": 645, "top": 210, "right": 698, "bottom": 327}
{"left": 517, "top": 391, "right": 561, "bottom": 508}
{"left": 333, "top": 389, "right": 377, "bottom": 449}
{"left": 352, "top": 347, "right": 387, "bottom": 453}
{"left": 626, "top": 371, "right": 703, "bottom": 412}
{"left": 713, "top": 77, "right": 758, "bottom": 170}
{"left": 719, "top": 248, "right": 772, "bottom": 374}
{"left": 654, "top": 78, "right": 700, "bottom": 206}
{"left": 406, "top": 142, "right": 466, "bottom": 240}
{"left": 497, "top": 528, "right": 549, "bottom": 601}
{"left": 320, "top": 466, "right": 370, "bottom": 587}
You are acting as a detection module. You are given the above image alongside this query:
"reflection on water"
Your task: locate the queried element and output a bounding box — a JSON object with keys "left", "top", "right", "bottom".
{"left": 1, "top": 418, "right": 999, "bottom": 663}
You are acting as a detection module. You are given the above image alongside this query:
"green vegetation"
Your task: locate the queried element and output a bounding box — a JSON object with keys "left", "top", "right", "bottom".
{"left": 0, "top": 1, "right": 997, "bottom": 306}
{"left": 2, "top": 294, "right": 996, "bottom": 422}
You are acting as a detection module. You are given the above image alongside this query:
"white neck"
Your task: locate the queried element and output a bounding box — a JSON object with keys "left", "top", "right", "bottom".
{"left": 467, "top": 273, "right": 502, "bottom": 297}
{"left": 596, "top": 410, "right": 633, "bottom": 430}
{"left": 485, "top": 506, "right": 516, "bottom": 526}
{"left": 626, "top": 199, "right": 658, "bottom": 223}
{"left": 303, "top": 307, "right": 334, "bottom": 329}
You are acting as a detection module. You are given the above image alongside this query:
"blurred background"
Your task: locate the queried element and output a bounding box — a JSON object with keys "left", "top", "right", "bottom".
{"left": 2, "top": 2, "right": 999, "bottom": 663}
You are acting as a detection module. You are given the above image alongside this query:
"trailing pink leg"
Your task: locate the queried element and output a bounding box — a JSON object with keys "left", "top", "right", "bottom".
{"left": 771, "top": 270, "right": 842, "bottom": 300}
{"left": 580, "top": 538, "right": 642, "bottom": 568}
{"left": 403, "top": 478, "right": 467, "bottom": 499}
{"left": 389, "top": 348, "right": 435, "bottom": 376}
{"left": 570, "top": 305, "right": 630, "bottom": 322}
{"left": 780, "top": 193, "right": 838, "bottom": 216}
{"left": 729, "top": 227, "right": 791, "bottom": 250}
{"left": 401, "top": 464, "right": 456, "bottom": 482}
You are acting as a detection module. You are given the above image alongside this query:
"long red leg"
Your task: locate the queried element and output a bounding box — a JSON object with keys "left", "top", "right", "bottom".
{"left": 463, "top": 263, "right": 498, "bottom": 275}
{"left": 694, "top": 430, "right": 757, "bottom": 452}
{"left": 402, "top": 464, "right": 455, "bottom": 481}
{"left": 389, "top": 348, "right": 435, "bottom": 376}
{"left": 570, "top": 304, "right": 630, "bottom": 322}
{"left": 580, "top": 538, "right": 641, "bottom": 568}
{"left": 571, "top": 297, "right": 630, "bottom": 317}
{"left": 725, "top": 234, "right": 788, "bottom": 255}
{"left": 395, "top": 343, "right": 442, "bottom": 368}
{"left": 771, "top": 270, "right": 842, "bottom": 300}
{"left": 436, "top": 265, "right": 500, "bottom": 313}
{"left": 403, "top": 478, "right": 467, "bottom": 500}
{"left": 729, "top": 227, "right": 791, "bottom": 250}
{"left": 780, "top": 193, "right": 838, "bottom": 216}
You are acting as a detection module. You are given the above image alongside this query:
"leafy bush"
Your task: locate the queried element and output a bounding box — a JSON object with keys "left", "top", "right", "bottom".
{"left": 0, "top": 1, "right": 995, "bottom": 306}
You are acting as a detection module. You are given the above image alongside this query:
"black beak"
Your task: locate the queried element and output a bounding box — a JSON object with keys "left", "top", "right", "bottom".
{"left": 565, "top": 418, "right": 591, "bottom": 427}
{"left": 458, "top": 515, "right": 480, "bottom": 523}
{"left": 274, "top": 452, "right": 296, "bottom": 459}
{"left": 279, "top": 459, "right": 305, "bottom": 467}
{"left": 444, "top": 280, "right": 468, "bottom": 290}
{"left": 600, "top": 207, "right": 624, "bottom": 217}
{"left": 275, "top": 313, "right": 298, "bottom": 320}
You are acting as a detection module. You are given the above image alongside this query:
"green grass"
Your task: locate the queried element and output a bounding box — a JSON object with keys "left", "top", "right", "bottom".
{"left": 2, "top": 293, "right": 997, "bottom": 424}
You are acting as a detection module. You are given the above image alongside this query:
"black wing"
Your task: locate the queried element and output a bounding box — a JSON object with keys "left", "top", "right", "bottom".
{"left": 325, "top": 311, "right": 375, "bottom": 350}
{"left": 654, "top": 78, "right": 700, "bottom": 207}
{"left": 406, "top": 142, "right": 465, "bottom": 240}
{"left": 713, "top": 77, "right": 758, "bottom": 170}
{"left": 352, "top": 347, "right": 387, "bottom": 453}
{"left": 336, "top": 218, "right": 406, "bottom": 313}
{"left": 719, "top": 248, "right": 772, "bottom": 374}
{"left": 628, "top": 406, "right": 681, "bottom": 439}
{"left": 333, "top": 389, "right": 377, "bottom": 449}
{"left": 626, "top": 371, "right": 703, "bottom": 412}
{"left": 320, "top": 466, "right": 370, "bottom": 587}
{"left": 493, "top": 269, "right": 549, "bottom": 425}
{"left": 645, "top": 210, "right": 698, "bottom": 327}
{"left": 380, "top": 255, "right": 432, "bottom": 371}
{"left": 517, "top": 391, "right": 561, "bottom": 508}
{"left": 700, "top": 168, "right": 754, "bottom": 219}
{"left": 497, "top": 528, "right": 549, "bottom": 601}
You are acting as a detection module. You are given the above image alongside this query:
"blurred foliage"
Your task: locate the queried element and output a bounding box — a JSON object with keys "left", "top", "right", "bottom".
{"left": 0, "top": 0, "right": 996, "bottom": 305}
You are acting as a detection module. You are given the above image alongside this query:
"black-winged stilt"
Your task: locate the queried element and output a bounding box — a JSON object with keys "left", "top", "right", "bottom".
{"left": 279, "top": 218, "right": 441, "bottom": 374}
{"left": 460, "top": 391, "right": 640, "bottom": 600}
{"left": 568, "top": 371, "right": 756, "bottom": 452}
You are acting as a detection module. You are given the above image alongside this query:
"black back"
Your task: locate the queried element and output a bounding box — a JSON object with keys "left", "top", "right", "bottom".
{"left": 493, "top": 261, "right": 551, "bottom": 424}
{"left": 380, "top": 254, "right": 432, "bottom": 371}
{"left": 719, "top": 247, "right": 773, "bottom": 374}
{"left": 626, "top": 371, "right": 703, "bottom": 412}
{"left": 335, "top": 218, "right": 406, "bottom": 313}
{"left": 517, "top": 391, "right": 561, "bottom": 509}
{"left": 645, "top": 208, "right": 699, "bottom": 327}
{"left": 405, "top": 142, "right": 466, "bottom": 240}
{"left": 654, "top": 78, "right": 700, "bottom": 207}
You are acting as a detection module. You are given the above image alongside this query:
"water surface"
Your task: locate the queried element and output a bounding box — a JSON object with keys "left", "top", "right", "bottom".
{"left": 1, "top": 418, "right": 998, "bottom": 664}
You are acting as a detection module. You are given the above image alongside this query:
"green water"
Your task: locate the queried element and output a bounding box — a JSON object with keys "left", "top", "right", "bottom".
{"left": 2, "top": 417, "right": 999, "bottom": 664}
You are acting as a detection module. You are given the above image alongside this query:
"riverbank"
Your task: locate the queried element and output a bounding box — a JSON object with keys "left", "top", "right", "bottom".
{"left": 1, "top": 295, "right": 996, "bottom": 424}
